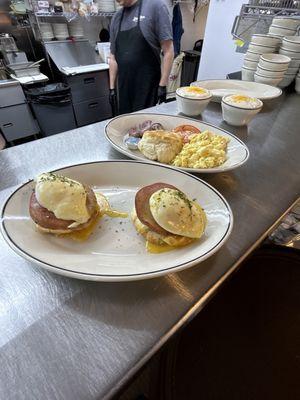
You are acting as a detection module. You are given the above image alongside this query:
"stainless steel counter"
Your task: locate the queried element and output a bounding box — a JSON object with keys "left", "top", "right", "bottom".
{"left": 0, "top": 93, "right": 299, "bottom": 400}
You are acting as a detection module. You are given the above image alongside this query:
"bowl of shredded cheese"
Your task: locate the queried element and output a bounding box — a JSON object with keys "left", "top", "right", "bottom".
{"left": 176, "top": 86, "right": 212, "bottom": 116}
{"left": 221, "top": 94, "right": 263, "bottom": 126}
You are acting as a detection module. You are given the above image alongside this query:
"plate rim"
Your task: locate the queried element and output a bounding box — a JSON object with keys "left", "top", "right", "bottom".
{"left": 104, "top": 112, "right": 250, "bottom": 174}
{"left": 0, "top": 160, "right": 234, "bottom": 282}
{"left": 191, "top": 79, "right": 283, "bottom": 100}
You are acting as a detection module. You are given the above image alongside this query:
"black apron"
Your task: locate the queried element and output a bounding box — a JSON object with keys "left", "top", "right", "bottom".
{"left": 115, "top": 0, "right": 161, "bottom": 114}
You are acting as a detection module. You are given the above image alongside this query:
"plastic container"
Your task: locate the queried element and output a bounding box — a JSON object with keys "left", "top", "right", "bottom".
{"left": 26, "top": 83, "right": 76, "bottom": 136}
{"left": 180, "top": 50, "right": 201, "bottom": 87}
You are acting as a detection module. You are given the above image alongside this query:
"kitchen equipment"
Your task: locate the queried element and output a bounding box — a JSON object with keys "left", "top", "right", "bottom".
{"left": 191, "top": 79, "right": 282, "bottom": 102}
{"left": 7, "top": 62, "right": 40, "bottom": 78}
{"left": 0, "top": 160, "right": 233, "bottom": 281}
{"left": 105, "top": 113, "right": 249, "bottom": 174}
{"left": 45, "top": 40, "right": 111, "bottom": 126}
{"left": 28, "top": 58, "right": 45, "bottom": 68}
{"left": 0, "top": 80, "right": 39, "bottom": 142}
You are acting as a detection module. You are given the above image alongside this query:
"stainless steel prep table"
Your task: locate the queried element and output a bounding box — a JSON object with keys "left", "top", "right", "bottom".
{"left": 0, "top": 93, "right": 299, "bottom": 400}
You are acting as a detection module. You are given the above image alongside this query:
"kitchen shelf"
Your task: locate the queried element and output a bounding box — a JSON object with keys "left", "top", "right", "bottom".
{"left": 33, "top": 11, "right": 115, "bottom": 20}
{"left": 232, "top": 2, "right": 300, "bottom": 47}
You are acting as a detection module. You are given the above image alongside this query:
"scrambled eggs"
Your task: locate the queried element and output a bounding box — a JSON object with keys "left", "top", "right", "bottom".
{"left": 172, "top": 130, "right": 230, "bottom": 169}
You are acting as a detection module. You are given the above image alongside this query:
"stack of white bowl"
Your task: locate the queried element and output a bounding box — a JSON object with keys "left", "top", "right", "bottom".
{"left": 98, "top": 0, "right": 115, "bottom": 12}
{"left": 68, "top": 20, "right": 84, "bottom": 38}
{"left": 242, "top": 34, "right": 280, "bottom": 81}
{"left": 295, "top": 69, "right": 300, "bottom": 94}
{"left": 278, "top": 36, "right": 300, "bottom": 88}
{"left": 254, "top": 53, "right": 291, "bottom": 86}
{"left": 52, "top": 23, "right": 69, "bottom": 40}
{"left": 114, "top": 0, "right": 122, "bottom": 10}
{"left": 40, "top": 23, "right": 54, "bottom": 41}
{"left": 268, "top": 17, "right": 300, "bottom": 38}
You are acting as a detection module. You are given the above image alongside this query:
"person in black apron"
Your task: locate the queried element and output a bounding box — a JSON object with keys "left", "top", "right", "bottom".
{"left": 109, "top": 0, "right": 174, "bottom": 115}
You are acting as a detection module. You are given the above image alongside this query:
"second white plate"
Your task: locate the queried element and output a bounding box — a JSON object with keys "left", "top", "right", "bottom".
{"left": 105, "top": 113, "right": 249, "bottom": 174}
{"left": 191, "top": 79, "right": 282, "bottom": 102}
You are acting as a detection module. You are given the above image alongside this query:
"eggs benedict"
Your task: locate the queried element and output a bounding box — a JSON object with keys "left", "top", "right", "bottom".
{"left": 132, "top": 183, "right": 207, "bottom": 253}
{"left": 29, "top": 172, "right": 100, "bottom": 238}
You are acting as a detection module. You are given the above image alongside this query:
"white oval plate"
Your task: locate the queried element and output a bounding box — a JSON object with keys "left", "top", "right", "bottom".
{"left": 1, "top": 161, "right": 233, "bottom": 282}
{"left": 191, "top": 79, "right": 282, "bottom": 102}
{"left": 105, "top": 113, "right": 249, "bottom": 174}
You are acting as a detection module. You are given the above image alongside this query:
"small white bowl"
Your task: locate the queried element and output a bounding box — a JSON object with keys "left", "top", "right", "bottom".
{"left": 286, "top": 66, "right": 300, "bottom": 74}
{"left": 221, "top": 94, "right": 263, "bottom": 127}
{"left": 289, "top": 58, "right": 300, "bottom": 68}
{"left": 254, "top": 73, "right": 282, "bottom": 86}
{"left": 259, "top": 53, "right": 291, "bottom": 70}
{"left": 279, "top": 47, "right": 300, "bottom": 59}
{"left": 272, "top": 17, "right": 300, "bottom": 30}
{"left": 269, "top": 25, "right": 297, "bottom": 36}
{"left": 242, "top": 67, "right": 256, "bottom": 81}
{"left": 267, "top": 33, "right": 285, "bottom": 39}
{"left": 256, "top": 65, "right": 285, "bottom": 78}
{"left": 176, "top": 86, "right": 212, "bottom": 116}
{"left": 251, "top": 34, "right": 281, "bottom": 47}
{"left": 278, "top": 75, "right": 295, "bottom": 88}
{"left": 282, "top": 36, "right": 300, "bottom": 52}
{"left": 248, "top": 42, "right": 277, "bottom": 54}
{"left": 295, "top": 76, "right": 300, "bottom": 93}
{"left": 243, "top": 58, "right": 258, "bottom": 69}
{"left": 245, "top": 50, "right": 261, "bottom": 62}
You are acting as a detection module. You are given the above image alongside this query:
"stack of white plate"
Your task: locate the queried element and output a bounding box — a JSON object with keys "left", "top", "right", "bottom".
{"left": 268, "top": 17, "right": 300, "bottom": 38}
{"left": 242, "top": 34, "right": 279, "bottom": 81}
{"left": 68, "top": 20, "right": 84, "bottom": 38}
{"left": 98, "top": 0, "right": 115, "bottom": 12}
{"left": 52, "top": 23, "right": 69, "bottom": 40}
{"left": 254, "top": 53, "right": 291, "bottom": 87}
{"left": 278, "top": 36, "right": 300, "bottom": 88}
{"left": 40, "top": 23, "right": 54, "bottom": 40}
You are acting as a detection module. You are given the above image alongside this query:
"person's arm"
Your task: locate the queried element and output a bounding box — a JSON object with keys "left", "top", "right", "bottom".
{"left": 159, "top": 39, "right": 174, "bottom": 87}
{"left": 109, "top": 53, "right": 118, "bottom": 90}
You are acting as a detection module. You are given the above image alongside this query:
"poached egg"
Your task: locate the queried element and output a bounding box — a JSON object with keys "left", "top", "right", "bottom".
{"left": 149, "top": 188, "right": 206, "bottom": 239}
{"left": 35, "top": 173, "right": 90, "bottom": 225}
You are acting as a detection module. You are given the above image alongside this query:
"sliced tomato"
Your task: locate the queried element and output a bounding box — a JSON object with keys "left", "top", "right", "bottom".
{"left": 174, "top": 125, "right": 201, "bottom": 134}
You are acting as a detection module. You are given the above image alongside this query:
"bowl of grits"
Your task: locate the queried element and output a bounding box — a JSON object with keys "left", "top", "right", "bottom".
{"left": 221, "top": 94, "right": 263, "bottom": 126}
{"left": 176, "top": 86, "right": 212, "bottom": 116}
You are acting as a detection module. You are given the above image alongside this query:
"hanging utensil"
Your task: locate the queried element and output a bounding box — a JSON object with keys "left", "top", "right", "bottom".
{"left": 28, "top": 58, "right": 45, "bottom": 68}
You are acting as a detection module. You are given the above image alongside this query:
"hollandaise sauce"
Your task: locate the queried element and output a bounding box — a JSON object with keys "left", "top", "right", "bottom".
{"left": 59, "top": 192, "right": 128, "bottom": 242}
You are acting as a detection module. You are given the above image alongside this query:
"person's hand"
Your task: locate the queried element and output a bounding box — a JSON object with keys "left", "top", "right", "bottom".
{"left": 109, "top": 88, "right": 118, "bottom": 116}
{"left": 157, "top": 86, "right": 167, "bottom": 104}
